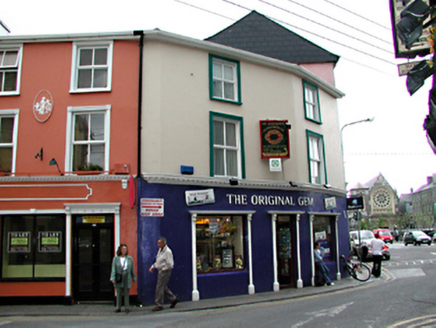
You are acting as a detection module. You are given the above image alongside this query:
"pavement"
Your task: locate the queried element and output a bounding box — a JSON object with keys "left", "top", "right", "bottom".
{"left": 0, "top": 272, "right": 391, "bottom": 317}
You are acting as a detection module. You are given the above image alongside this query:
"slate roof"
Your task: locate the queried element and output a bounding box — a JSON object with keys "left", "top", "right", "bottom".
{"left": 206, "top": 11, "right": 339, "bottom": 65}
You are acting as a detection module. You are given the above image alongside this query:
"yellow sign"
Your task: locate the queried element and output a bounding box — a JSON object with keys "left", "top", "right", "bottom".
{"left": 83, "top": 216, "right": 105, "bottom": 224}
{"left": 41, "top": 237, "right": 59, "bottom": 245}
{"left": 11, "top": 237, "right": 28, "bottom": 245}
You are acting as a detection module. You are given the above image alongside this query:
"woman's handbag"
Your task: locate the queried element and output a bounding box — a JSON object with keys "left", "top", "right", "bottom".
{"left": 115, "top": 273, "right": 122, "bottom": 283}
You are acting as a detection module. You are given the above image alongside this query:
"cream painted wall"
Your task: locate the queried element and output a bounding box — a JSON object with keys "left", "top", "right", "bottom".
{"left": 141, "top": 40, "right": 345, "bottom": 188}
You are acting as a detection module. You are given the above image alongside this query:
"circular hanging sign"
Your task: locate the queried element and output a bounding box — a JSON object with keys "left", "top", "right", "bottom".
{"left": 33, "top": 90, "right": 54, "bottom": 123}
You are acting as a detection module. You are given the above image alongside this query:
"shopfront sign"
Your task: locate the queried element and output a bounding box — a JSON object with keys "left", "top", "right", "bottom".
{"left": 259, "top": 120, "right": 290, "bottom": 159}
{"left": 185, "top": 189, "right": 215, "bottom": 206}
{"left": 82, "top": 216, "right": 105, "bottom": 224}
{"left": 226, "top": 193, "right": 314, "bottom": 206}
{"left": 38, "top": 231, "right": 62, "bottom": 253}
{"left": 141, "top": 198, "right": 164, "bottom": 217}
{"left": 324, "top": 197, "right": 336, "bottom": 210}
{"left": 8, "top": 231, "right": 31, "bottom": 253}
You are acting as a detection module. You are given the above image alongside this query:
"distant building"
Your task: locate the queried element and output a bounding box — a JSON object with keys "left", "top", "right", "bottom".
{"left": 348, "top": 174, "right": 399, "bottom": 230}
{"left": 411, "top": 174, "right": 436, "bottom": 229}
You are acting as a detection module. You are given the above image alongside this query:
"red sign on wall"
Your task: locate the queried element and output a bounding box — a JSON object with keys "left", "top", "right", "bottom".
{"left": 259, "top": 120, "right": 290, "bottom": 159}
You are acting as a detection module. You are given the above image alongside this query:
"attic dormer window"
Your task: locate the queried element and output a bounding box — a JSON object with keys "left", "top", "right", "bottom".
{"left": 209, "top": 54, "right": 241, "bottom": 105}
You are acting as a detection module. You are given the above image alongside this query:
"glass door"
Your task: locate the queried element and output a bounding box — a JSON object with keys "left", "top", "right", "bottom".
{"left": 276, "top": 215, "right": 295, "bottom": 288}
{"left": 72, "top": 215, "right": 114, "bottom": 301}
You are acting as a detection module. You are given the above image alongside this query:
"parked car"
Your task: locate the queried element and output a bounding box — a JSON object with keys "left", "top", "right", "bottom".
{"left": 349, "top": 230, "right": 390, "bottom": 261}
{"left": 404, "top": 231, "right": 432, "bottom": 246}
{"left": 373, "top": 229, "right": 394, "bottom": 244}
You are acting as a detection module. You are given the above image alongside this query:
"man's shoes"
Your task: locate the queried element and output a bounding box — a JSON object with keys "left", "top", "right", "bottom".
{"left": 114, "top": 309, "right": 121, "bottom": 313}
{"left": 125, "top": 309, "right": 130, "bottom": 314}
{"left": 170, "top": 298, "right": 179, "bottom": 308}
{"left": 152, "top": 306, "right": 164, "bottom": 312}
{"left": 327, "top": 282, "right": 335, "bottom": 286}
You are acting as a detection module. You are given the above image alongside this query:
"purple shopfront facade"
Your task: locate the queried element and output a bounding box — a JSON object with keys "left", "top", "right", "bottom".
{"left": 136, "top": 179, "right": 349, "bottom": 305}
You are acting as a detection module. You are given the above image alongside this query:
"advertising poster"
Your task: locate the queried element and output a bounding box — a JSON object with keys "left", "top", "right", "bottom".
{"left": 8, "top": 231, "right": 31, "bottom": 253}
{"left": 39, "top": 231, "right": 62, "bottom": 253}
{"left": 259, "top": 120, "right": 290, "bottom": 159}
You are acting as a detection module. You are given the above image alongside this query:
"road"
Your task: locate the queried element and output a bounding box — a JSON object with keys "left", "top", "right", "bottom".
{"left": 2, "top": 242, "right": 436, "bottom": 327}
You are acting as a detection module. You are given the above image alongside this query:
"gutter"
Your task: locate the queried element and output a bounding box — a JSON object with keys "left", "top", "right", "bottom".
{"left": 133, "top": 30, "right": 144, "bottom": 179}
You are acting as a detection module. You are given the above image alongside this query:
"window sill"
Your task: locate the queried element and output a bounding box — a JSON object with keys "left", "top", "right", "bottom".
{"left": 210, "top": 97, "right": 242, "bottom": 105}
{"left": 305, "top": 117, "right": 322, "bottom": 124}
{"left": 198, "top": 269, "right": 246, "bottom": 276}
{"left": 69, "top": 88, "right": 111, "bottom": 94}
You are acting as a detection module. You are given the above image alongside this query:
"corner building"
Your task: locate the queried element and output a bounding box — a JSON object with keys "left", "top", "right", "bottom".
{"left": 137, "top": 12, "right": 349, "bottom": 303}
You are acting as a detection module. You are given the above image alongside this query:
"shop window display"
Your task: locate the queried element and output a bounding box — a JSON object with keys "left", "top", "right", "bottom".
{"left": 312, "top": 216, "right": 334, "bottom": 262}
{"left": 1, "top": 215, "right": 66, "bottom": 279}
{"left": 196, "top": 215, "right": 245, "bottom": 273}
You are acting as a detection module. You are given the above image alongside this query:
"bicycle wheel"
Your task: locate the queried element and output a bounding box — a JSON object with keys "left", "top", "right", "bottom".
{"left": 351, "top": 262, "right": 371, "bottom": 282}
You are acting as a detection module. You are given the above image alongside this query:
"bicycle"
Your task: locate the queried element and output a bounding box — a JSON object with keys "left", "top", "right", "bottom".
{"left": 341, "top": 255, "right": 371, "bottom": 282}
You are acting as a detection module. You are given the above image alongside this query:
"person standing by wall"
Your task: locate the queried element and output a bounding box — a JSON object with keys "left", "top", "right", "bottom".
{"left": 314, "top": 242, "right": 334, "bottom": 286}
{"left": 149, "top": 237, "right": 179, "bottom": 311}
{"left": 369, "top": 234, "right": 385, "bottom": 278}
{"left": 110, "top": 244, "right": 136, "bottom": 314}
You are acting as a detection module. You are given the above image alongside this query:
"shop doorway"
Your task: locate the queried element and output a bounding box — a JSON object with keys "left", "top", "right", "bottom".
{"left": 72, "top": 215, "right": 114, "bottom": 301}
{"left": 276, "top": 215, "right": 295, "bottom": 288}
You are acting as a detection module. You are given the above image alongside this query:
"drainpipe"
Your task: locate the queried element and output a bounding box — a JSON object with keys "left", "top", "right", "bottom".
{"left": 133, "top": 30, "right": 144, "bottom": 180}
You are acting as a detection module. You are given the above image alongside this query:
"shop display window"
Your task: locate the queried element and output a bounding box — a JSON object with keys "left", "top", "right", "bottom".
{"left": 1, "top": 215, "right": 66, "bottom": 279}
{"left": 312, "top": 216, "right": 334, "bottom": 262}
{"left": 196, "top": 215, "right": 245, "bottom": 273}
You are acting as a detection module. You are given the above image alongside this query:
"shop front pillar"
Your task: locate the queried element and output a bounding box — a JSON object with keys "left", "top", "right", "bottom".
{"left": 335, "top": 215, "right": 341, "bottom": 280}
{"left": 191, "top": 213, "right": 200, "bottom": 301}
{"left": 296, "top": 214, "right": 303, "bottom": 288}
{"left": 309, "top": 214, "right": 315, "bottom": 287}
{"left": 247, "top": 213, "right": 255, "bottom": 295}
{"left": 271, "top": 214, "right": 279, "bottom": 292}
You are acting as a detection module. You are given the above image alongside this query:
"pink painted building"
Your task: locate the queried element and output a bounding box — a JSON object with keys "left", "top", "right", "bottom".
{"left": 0, "top": 32, "right": 140, "bottom": 303}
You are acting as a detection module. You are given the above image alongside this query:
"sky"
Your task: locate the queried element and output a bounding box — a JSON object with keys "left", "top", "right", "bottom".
{"left": 2, "top": 0, "right": 436, "bottom": 196}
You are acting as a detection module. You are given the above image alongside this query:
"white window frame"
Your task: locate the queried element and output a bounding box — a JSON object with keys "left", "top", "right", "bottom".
{"left": 209, "top": 54, "right": 241, "bottom": 104}
{"left": 212, "top": 115, "right": 242, "bottom": 179}
{"left": 303, "top": 81, "right": 321, "bottom": 123}
{"left": 0, "top": 45, "right": 23, "bottom": 96}
{"left": 307, "top": 130, "right": 326, "bottom": 185}
{"left": 70, "top": 41, "right": 113, "bottom": 93}
{"left": 0, "top": 109, "right": 19, "bottom": 174}
{"left": 65, "top": 105, "right": 111, "bottom": 173}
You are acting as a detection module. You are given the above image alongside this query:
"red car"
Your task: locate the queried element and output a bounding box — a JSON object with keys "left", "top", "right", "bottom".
{"left": 373, "top": 229, "right": 394, "bottom": 244}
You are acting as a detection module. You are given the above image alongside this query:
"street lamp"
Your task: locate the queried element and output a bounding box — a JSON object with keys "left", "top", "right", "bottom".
{"left": 340, "top": 117, "right": 375, "bottom": 188}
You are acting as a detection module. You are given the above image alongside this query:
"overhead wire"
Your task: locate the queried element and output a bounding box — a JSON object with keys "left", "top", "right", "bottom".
{"left": 173, "top": 0, "right": 234, "bottom": 20}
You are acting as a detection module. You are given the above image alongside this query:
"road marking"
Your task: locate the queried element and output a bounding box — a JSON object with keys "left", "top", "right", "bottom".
{"left": 388, "top": 268, "right": 425, "bottom": 279}
{"left": 291, "top": 302, "right": 354, "bottom": 328}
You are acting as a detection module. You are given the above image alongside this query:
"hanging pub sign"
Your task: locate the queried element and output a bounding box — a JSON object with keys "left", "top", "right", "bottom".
{"left": 38, "top": 231, "right": 62, "bottom": 253}
{"left": 8, "top": 231, "right": 31, "bottom": 253}
{"left": 259, "top": 120, "right": 290, "bottom": 159}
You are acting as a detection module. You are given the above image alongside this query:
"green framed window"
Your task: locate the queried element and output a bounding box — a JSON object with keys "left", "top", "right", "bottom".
{"left": 306, "top": 130, "right": 327, "bottom": 185}
{"left": 303, "top": 81, "right": 321, "bottom": 123}
{"left": 209, "top": 54, "right": 242, "bottom": 104}
{"left": 210, "top": 112, "right": 245, "bottom": 178}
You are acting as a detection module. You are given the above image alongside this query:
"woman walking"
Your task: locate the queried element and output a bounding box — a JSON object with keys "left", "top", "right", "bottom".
{"left": 110, "top": 244, "right": 136, "bottom": 313}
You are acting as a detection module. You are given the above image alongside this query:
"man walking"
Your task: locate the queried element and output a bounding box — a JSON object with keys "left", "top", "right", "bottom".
{"left": 149, "top": 237, "right": 179, "bottom": 311}
{"left": 369, "top": 233, "right": 385, "bottom": 278}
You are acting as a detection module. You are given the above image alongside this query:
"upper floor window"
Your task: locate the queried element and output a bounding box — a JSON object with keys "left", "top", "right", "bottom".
{"left": 0, "top": 110, "right": 19, "bottom": 174}
{"left": 303, "top": 81, "right": 321, "bottom": 123}
{"left": 0, "top": 46, "right": 22, "bottom": 95}
{"left": 66, "top": 106, "right": 111, "bottom": 172}
{"left": 210, "top": 112, "right": 245, "bottom": 179}
{"left": 307, "top": 130, "right": 326, "bottom": 185}
{"left": 209, "top": 54, "right": 241, "bottom": 104}
{"left": 70, "top": 42, "right": 113, "bottom": 93}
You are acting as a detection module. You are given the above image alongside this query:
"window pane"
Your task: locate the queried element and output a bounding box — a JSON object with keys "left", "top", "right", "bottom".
{"left": 0, "top": 72, "right": 3, "bottom": 91}
{"left": 89, "top": 144, "right": 104, "bottom": 169}
{"left": 196, "top": 216, "right": 245, "bottom": 273}
{"left": 79, "top": 49, "right": 93, "bottom": 66}
{"left": 73, "top": 144, "right": 88, "bottom": 171}
{"left": 213, "top": 121, "right": 224, "bottom": 145}
{"left": 0, "top": 117, "right": 14, "bottom": 143}
{"left": 223, "top": 82, "right": 235, "bottom": 100}
{"left": 213, "top": 62, "right": 222, "bottom": 79}
{"left": 226, "top": 149, "right": 238, "bottom": 176}
{"left": 213, "top": 81, "right": 222, "bottom": 98}
{"left": 4, "top": 72, "right": 17, "bottom": 91}
{"left": 225, "top": 122, "right": 236, "bottom": 147}
{"left": 2, "top": 216, "right": 34, "bottom": 278}
{"left": 214, "top": 148, "right": 224, "bottom": 176}
{"left": 223, "top": 65, "right": 234, "bottom": 80}
{"left": 3, "top": 51, "right": 18, "bottom": 66}
{"left": 74, "top": 114, "right": 89, "bottom": 141}
{"left": 0, "top": 148, "right": 12, "bottom": 172}
{"left": 93, "top": 69, "right": 107, "bottom": 88}
{"left": 90, "top": 114, "right": 104, "bottom": 140}
{"left": 78, "top": 69, "right": 92, "bottom": 88}
{"left": 0, "top": 51, "right": 3, "bottom": 65}
{"left": 94, "top": 48, "right": 107, "bottom": 65}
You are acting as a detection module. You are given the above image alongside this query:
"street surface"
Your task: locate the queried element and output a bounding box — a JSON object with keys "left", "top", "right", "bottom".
{"left": 1, "top": 242, "right": 436, "bottom": 327}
